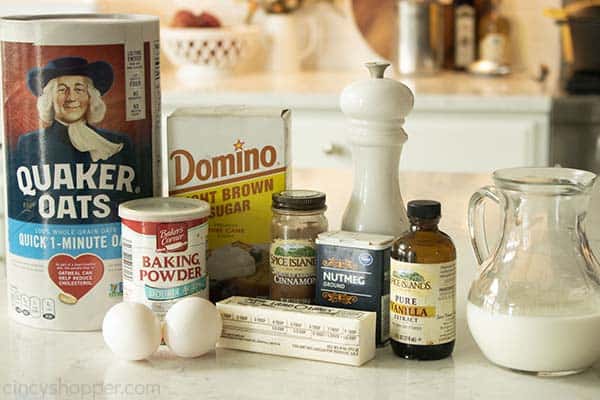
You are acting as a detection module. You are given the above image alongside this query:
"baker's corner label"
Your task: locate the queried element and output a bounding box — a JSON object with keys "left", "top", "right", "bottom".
{"left": 157, "top": 222, "right": 188, "bottom": 252}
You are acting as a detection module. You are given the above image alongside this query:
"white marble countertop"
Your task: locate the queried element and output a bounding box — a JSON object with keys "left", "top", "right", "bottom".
{"left": 162, "top": 69, "right": 553, "bottom": 113}
{"left": 1, "top": 169, "right": 599, "bottom": 400}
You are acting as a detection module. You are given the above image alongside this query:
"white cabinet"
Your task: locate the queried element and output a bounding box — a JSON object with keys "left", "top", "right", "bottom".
{"left": 162, "top": 72, "right": 552, "bottom": 174}
{"left": 289, "top": 108, "right": 550, "bottom": 173}
{"left": 290, "top": 110, "right": 351, "bottom": 168}
{"left": 401, "top": 111, "right": 548, "bottom": 172}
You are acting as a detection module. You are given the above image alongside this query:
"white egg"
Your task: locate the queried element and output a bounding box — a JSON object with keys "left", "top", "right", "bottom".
{"left": 163, "top": 297, "right": 223, "bottom": 358}
{"left": 102, "top": 302, "right": 162, "bottom": 361}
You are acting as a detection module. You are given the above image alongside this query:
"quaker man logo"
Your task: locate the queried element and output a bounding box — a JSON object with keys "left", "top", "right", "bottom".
{"left": 24, "top": 57, "right": 129, "bottom": 162}
{"left": 171, "top": 139, "right": 278, "bottom": 185}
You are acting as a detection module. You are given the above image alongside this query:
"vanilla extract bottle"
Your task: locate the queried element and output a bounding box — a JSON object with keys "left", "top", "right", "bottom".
{"left": 390, "top": 200, "right": 456, "bottom": 360}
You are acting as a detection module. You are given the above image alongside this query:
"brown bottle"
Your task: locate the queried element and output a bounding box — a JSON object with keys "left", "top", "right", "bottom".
{"left": 442, "top": 2, "right": 456, "bottom": 70}
{"left": 454, "top": 0, "right": 476, "bottom": 69}
{"left": 477, "top": 0, "right": 510, "bottom": 65}
{"left": 390, "top": 200, "right": 456, "bottom": 360}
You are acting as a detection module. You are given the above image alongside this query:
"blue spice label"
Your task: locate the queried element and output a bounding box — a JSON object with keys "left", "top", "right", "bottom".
{"left": 316, "top": 244, "right": 390, "bottom": 344}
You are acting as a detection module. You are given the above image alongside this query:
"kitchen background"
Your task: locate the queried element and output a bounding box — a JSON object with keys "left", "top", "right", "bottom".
{"left": 0, "top": 0, "right": 580, "bottom": 266}
{"left": 1, "top": 0, "right": 590, "bottom": 175}
{"left": 1, "top": 2, "right": 600, "bottom": 392}
{"left": 2, "top": 0, "right": 563, "bottom": 76}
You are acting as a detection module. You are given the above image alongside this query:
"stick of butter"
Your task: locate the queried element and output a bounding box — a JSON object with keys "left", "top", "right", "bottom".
{"left": 216, "top": 296, "right": 376, "bottom": 366}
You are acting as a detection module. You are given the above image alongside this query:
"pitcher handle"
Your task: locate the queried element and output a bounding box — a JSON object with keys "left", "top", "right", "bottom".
{"left": 467, "top": 185, "right": 505, "bottom": 266}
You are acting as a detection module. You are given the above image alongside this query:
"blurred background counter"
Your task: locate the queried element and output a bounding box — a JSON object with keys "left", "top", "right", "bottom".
{"left": 4, "top": 0, "right": 595, "bottom": 175}
{"left": 162, "top": 68, "right": 552, "bottom": 173}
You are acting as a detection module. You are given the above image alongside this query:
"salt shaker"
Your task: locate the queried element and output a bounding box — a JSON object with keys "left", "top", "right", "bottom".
{"left": 340, "top": 62, "right": 414, "bottom": 237}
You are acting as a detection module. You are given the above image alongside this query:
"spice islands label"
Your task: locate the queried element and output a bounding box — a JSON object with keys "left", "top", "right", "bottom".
{"left": 390, "top": 260, "right": 456, "bottom": 346}
{"left": 270, "top": 240, "right": 317, "bottom": 287}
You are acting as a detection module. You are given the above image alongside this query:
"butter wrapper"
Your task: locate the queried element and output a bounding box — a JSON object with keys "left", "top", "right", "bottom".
{"left": 217, "top": 296, "right": 376, "bottom": 366}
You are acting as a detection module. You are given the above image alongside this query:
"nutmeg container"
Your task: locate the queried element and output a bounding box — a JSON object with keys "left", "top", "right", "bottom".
{"left": 315, "top": 231, "right": 395, "bottom": 345}
{"left": 0, "top": 14, "right": 161, "bottom": 330}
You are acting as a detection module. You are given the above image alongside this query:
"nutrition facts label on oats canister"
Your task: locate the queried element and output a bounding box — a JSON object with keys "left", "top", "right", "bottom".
{"left": 216, "top": 297, "right": 376, "bottom": 366}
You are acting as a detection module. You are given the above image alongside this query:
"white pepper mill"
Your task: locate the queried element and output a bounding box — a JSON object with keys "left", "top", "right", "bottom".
{"left": 340, "top": 62, "right": 414, "bottom": 237}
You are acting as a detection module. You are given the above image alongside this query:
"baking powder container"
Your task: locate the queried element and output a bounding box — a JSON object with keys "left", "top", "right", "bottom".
{"left": 1, "top": 14, "right": 161, "bottom": 330}
{"left": 119, "top": 197, "right": 210, "bottom": 320}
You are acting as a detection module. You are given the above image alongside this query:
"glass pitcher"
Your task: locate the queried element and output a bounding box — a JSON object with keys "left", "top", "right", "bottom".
{"left": 467, "top": 167, "right": 600, "bottom": 375}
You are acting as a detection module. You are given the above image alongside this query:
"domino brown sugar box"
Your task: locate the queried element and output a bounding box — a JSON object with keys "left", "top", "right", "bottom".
{"left": 270, "top": 190, "right": 328, "bottom": 304}
{"left": 167, "top": 107, "right": 291, "bottom": 302}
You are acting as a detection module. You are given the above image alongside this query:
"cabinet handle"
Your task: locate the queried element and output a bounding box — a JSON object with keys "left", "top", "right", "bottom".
{"left": 322, "top": 142, "right": 335, "bottom": 155}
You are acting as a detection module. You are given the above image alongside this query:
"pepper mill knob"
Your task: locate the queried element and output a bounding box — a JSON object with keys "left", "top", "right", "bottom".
{"left": 365, "top": 61, "right": 390, "bottom": 79}
{"left": 340, "top": 62, "right": 414, "bottom": 125}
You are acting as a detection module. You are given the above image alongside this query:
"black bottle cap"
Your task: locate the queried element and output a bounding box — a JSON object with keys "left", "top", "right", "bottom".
{"left": 407, "top": 200, "right": 441, "bottom": 219}
{"left": 272, "top": 190, "right": 326, "bottom": 211}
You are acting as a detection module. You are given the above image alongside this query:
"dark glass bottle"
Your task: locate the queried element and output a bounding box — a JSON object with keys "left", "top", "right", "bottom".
{"left": 477, "top": 0, "right": 510, "bottom": 65}
{"left": 390, "top": 200, "right": 456, "bottom": 360}
{"left": 454, "top": 0, "right": 476, "bottom": 69}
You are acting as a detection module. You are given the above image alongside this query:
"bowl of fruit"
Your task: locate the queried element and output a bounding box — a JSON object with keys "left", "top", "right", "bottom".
{"left": 162, "top": 10, "right": 265, "bottom": 78}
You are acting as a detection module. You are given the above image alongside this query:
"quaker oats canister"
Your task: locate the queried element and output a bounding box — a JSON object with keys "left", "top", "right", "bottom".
{"left": 0, "top": 15, "right": 161, "bottom": 330}
{"left": 119, "top": 198, "right": 210, "bottom": 320}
